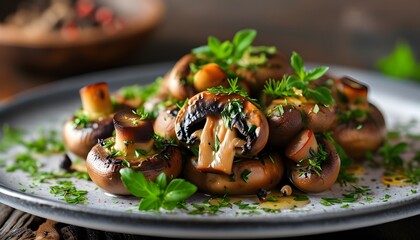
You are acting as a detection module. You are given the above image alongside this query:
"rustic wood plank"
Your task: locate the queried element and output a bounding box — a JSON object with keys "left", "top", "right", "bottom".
{"left": 0, "top": 204, "right": 36, "bottom": 240}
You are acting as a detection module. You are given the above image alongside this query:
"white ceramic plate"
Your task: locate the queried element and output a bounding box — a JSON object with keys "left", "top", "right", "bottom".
{"left": 0, "top": 62, "right": 419, "bottom": 239}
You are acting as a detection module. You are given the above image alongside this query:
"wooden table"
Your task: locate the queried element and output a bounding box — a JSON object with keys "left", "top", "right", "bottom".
{"left": 1, "top": 0, "right": 420, "bottom": 239}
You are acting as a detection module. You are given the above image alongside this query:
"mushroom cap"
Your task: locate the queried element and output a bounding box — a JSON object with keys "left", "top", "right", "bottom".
{"left": 153, "top": 106, "right": 179, "bottom": 140}
{"left": 86, "top": 142, "right": 183, "bottom": 195}
{"left": 287, "top": 135, "right": 341, "bottom": 193}
{"left": 62, "top": 116, "right": 114, "bottom": 159}
{"left": 183, "top": 152, "right": 284, "bottom": 195}
{"left": 162, "top": 53, "right": 196, "bottom": 100}
{"left": 333, "top": 103, "right": 386, "bottom": 160}
{"left": 266, "top": 104, "right": 303, "bottom": 147}
{"left": 298, "top": 103, "right": 338, "bottom": 133}
{"left": 113, "top": 110, "right": 154, "bottom": 143}
{"left": 175, "top": 91, "right": 268, "bottom": 156}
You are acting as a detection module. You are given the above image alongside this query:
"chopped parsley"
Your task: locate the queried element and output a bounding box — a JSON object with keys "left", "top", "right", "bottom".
{"left": 0, "top": 124, "right": 24, "bottom": 152}
{"left": 72, "top": 110, "right": 90, "bottom": 128}
{"left": 263, "top": 51, "right": 334, "bottom": 106}
{"left": 297, "top": 145, "right": 329, "bottom": 176}
{"left": 50, "top": 180, "right": 88, "bottom": 204}
{"left": 221, "top": 99, "right": 245, "bottom": 129}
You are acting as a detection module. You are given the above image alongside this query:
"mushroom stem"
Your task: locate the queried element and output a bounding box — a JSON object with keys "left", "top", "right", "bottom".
{"left": 113, "top": 111, "right": 154, "bottom": 159}
{"left": 197, "top": 116, "right": 245, "bottom": 174}
{"left": 336, "top": 76, "right": 369, "bottom": 111}
{"left": 79, "top": 82, "right": 113, "bottom": 121}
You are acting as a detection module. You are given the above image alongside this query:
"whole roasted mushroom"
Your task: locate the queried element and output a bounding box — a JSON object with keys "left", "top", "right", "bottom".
{"left": 175, "top": 91, "right": 269, "bottom": 175}
{"left": 265, "top": 104, "right": 303, "bottom": 147}
{"left": 162, "top": 54, "right": 197, "bottom": 100}
{"left": 86, "top": 110, "right": 183, "bottom": 195}
{"left": 62, "top": 82, "right": 116, "bottom": 159}
{"left": 183, "top": 151, "right": 284, "bottom": 195}
{"left": 285, "top": 129, "right": 341, "bottom": 193}
{"left": 332, "top": 76, "right": 386, "bottom": 160}
{"left": 162, "top": 54, "right": 231, "bottom": 100}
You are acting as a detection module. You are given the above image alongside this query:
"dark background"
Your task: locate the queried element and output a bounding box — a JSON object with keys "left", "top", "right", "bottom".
{"left": 1, "top": 0, "right": 420, "bottom": 103}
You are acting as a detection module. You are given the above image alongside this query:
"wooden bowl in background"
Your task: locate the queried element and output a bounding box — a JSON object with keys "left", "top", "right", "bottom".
{"left": 0, "top": 0, "right": 164, "bottom": 76}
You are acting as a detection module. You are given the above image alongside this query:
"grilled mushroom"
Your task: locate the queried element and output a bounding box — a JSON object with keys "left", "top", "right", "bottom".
{"left": 62, "top": 82, "right": 115, "bottom": 159}
{"left": 163, "top": 53, "right": 197, "bottom": 100}
{"left": 286, "top": 129, "right": 341, "bottom": 193}
{"left": 265, "top": 104, "right": 303, "bottom": 147}
{"left": 332, "top": 76, "right": 386, "bottom": 160}
{"left": 86, "top": 110, "right": 183, "bottom": 195}
{"left": 175, "top": 91, "right": 269, "bottom": 175}
{"left": 184, "top": 151, "right": 284, "bottom": 195}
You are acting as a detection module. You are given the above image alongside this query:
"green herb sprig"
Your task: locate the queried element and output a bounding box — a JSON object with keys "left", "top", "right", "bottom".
{"left": 376, "top": 40, "right": 420, "bottom": 82}
{"left": 208, "top": 78, "right": 261, "bottom": 109}
{"left": 192, "top": 29, "right": 257, "bottom": 65}
{"left": 120, "top": 168, "right": 197, "bottom": 211}
{"left": 263, "top": 51, "right": 334, "bottom": 106}
{"left": 297, "top": 145, "right": 329, "bottom": 176}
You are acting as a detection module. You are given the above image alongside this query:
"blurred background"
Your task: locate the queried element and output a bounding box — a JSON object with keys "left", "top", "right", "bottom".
{"left": 0, "top": 0, "right": 419, "bottom": 102}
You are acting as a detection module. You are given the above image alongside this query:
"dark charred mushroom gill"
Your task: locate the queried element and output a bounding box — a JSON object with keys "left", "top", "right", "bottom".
{"left": 175, "top": 91, "right": 269, "bottom": 175}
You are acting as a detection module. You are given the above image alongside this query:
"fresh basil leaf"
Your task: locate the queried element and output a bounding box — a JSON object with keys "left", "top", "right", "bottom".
{"left": 192, "top": 45, "right": 211, "bottom": 55}
{"left": 233, "top": 29, "right": 257, "bottom": 58}
{"left": 219, "top": 41, "right": 234, "bottom": 58}
{"left": 139, "top": 195, "right": 161, "bottom": 211}
{"left": 305, "top": 87, "right": 334, "bottom": 106}
{"left": 306, "top": 66, "right": 329, "bottom": 81}
{"left": 376, "top": 41, "right": 418, "bottom": 80}
{"left": 119, "top": 168, "right": 151, "bottom": 198}
{"left": 291, "top": 51, "right": 304, "bottom": 78}
{"left": 162, "top": 201, "right": 178, "bottom": 211}
{"left": 156, "top": 172, "right": 167, "bottom": 190}
{"left": 208, "top": 36, "right": 222, "bottom": 55}
{"left": 164, "top": 179, "right": 197, "bottom": 202}
{"left": 287, "top": 75, "right": 304, "bottom": 89}
{"left": 208, "top": 36, "right": 233, "bottom": 59}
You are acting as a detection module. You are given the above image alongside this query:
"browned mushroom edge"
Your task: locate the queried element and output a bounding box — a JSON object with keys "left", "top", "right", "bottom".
{"left": 264, "top": 96, "right": 337, "bottom": 149}
{"left": 175, "top": 91, "right": 269, "bottom": 175}
{"left": 153, "top": 105, "right": 180, "bottom": 140}
{"left": 183, "top": 151, "right": 284, "bottom": 196}
{"left": 62, "top": 117, "right": 114, "bottom": 159}
{"left": 265, "top": 104, "right": 303, "bottom": 147}
{"left": 298, "top": 103, "right": 338, "bottom": 133}
{"left": 163, "top": 53, "right": 197, "bottom": 100}
{"left": 333, "top": 103, "right": 386, "bottom": 160}
{"left": 287, "top": 135, "right": 341, "bottom": 193}
{"left": 86, "top": 142, "right": 183, "bottom": 195}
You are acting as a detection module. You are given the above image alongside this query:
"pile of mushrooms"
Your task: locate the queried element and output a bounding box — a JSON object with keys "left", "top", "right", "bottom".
{"left": 65, "top": 29, "right": 387, "bottom": 198}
